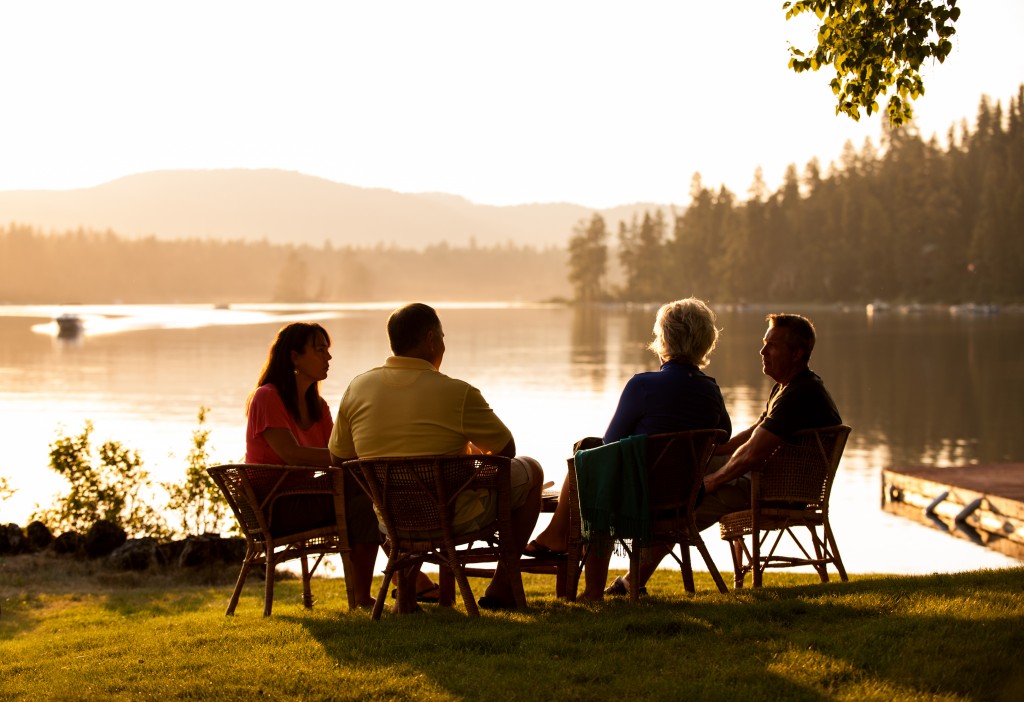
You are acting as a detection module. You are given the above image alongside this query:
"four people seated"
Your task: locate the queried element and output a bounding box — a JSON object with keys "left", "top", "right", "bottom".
{"left": 245, "top": 302, "right": 841, "bottom": 609}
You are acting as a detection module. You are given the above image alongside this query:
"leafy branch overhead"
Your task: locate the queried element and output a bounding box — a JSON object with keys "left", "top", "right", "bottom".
{"left": 785, "top": 0, "right": 960, "bottom": 126}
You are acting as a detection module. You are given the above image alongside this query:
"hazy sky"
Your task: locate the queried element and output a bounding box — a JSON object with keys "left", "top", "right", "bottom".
{"left": 1, "top": 1, "right": 1021, "bottom": 208}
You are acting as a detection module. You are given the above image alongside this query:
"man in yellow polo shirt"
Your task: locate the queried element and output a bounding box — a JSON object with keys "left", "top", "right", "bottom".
{"left": 329, "top": 302, "right": 544, "bottom": 611}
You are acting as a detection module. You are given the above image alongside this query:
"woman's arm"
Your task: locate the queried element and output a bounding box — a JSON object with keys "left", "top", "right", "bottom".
{"left": 261, "top": 427, "right": 333, "bottom": 466}
{"left": 603, "top": 376, "right": 644, "bottom": 443}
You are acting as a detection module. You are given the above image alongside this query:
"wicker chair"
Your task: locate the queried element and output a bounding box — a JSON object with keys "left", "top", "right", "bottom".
{"left": 580, "top": 429, "right": 729, "bottom": 601}
{"left": 207, "top": 464, "right": 356, "bottom": 616}
{"left": 718, "top": 424, "right": 852, "bottom": 588}
{"left": 344, "top": 454, "right": 527, "bottom": 619}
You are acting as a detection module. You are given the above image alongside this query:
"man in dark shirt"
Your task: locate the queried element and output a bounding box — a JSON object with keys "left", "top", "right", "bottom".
{"left": 698, "top": 313, "right": 841, "bottom": 531}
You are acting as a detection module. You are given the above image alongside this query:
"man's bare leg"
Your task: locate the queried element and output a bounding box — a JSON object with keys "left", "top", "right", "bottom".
{"left": 348, "top": 542, "right": 380, "bottom": 608}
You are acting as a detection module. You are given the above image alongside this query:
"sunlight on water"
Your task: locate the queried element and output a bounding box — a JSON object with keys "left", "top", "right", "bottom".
{"left": 2, "top": 303, "right": 1021, "bottom": 576}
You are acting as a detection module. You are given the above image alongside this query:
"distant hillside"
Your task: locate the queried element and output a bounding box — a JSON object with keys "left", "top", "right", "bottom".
{"left": 0, "top": 169, "right": 672, "bottom": 249}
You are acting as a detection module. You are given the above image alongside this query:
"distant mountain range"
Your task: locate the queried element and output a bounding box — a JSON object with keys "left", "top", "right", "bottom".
{"left": 0, "top": 169, "right": 672, "bottom": 249}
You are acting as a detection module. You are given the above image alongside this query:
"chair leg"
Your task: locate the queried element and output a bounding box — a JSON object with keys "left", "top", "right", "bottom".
{"left": 372, "top": 560, "right": 398, "bottom": 621}
{"left": 504, "top": 555, "right": 528, "bottom": 610}
{"left": 226, "top": 556, "right": 254, "bottom": 616}
{"left": 692, "top": 537, "right": 729, "bottom": 594}
{"left": 824, "top": 520, "right": 849, "bottom": 582}
{"left": 729, "top": 538, "right": 745, "bottom": 589}
{"left": 554, "top": 562, "right": 567, "bottom": 599}
{"left": 264, "top": 554, "right": 276, "bottom": 617}
{"left": 300, "top": 555, "right": 314, "bottom": 609}
{"left": 752, "top": 530, "right": 763, "bottom": 588}
{"left": 450, "top": 560, "right": 481, "bottom": 616}
{"left": 680, "top": 544, "right": 695, "bottom": 593}
{"left": 807, "top": 526, "right": 830, "bottom": 583}
{"left": 564, "top": 542, "right": 587, "bottom": 602}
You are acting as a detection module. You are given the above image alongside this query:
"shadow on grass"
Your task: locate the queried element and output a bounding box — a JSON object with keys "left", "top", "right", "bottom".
{"left": 286, "top": 568, "right": 1024, "bottom": 701}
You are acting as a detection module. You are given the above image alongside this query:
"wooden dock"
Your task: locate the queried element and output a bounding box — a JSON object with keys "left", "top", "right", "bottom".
{"left": 881, "top": 463, "right": 1024, "bottom": 561}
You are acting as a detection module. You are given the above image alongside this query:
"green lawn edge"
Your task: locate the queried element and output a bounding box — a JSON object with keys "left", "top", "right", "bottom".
{"left": 2, "top": 555, "right": 1023, "bottom": 701}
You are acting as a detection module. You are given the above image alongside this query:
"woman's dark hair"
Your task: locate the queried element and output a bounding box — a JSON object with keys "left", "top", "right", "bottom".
{"left": 247, "top": 322, "right": 331, "bottom": 422}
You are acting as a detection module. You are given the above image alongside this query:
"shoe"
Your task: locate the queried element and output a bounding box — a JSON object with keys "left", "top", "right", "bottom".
{"left": 523, "top": 539, "right": 567, "bottom": 557}
{"left": 390, "top": 583, "right": 441, "bottom": 603}
{"left": 604, "top": 575, "right": 647, "bottom": 597}
{"left": 477, "top": 595, "right": 517, "bottom": 611}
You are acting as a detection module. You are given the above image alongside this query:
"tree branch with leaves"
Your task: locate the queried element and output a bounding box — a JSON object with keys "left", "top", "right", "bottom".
{"left": 785, "top": 0, "right": 960, "bottom": 126}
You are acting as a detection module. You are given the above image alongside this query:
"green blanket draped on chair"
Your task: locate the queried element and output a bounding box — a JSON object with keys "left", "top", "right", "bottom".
{"left": 574, "top": 434, "right": 650, "bottom": 543}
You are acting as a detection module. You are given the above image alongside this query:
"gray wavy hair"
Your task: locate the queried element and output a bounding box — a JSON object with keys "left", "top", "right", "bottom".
{"left": 647, "top": 298, "right": 720, "bottom": 368}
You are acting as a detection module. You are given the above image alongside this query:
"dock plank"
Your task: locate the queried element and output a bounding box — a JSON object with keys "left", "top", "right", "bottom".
{"left": 887, "top": 463, "right": 1024, "bottom": 502}
{"left": 882, "top": 463, "right": 1024, "bottom": 561}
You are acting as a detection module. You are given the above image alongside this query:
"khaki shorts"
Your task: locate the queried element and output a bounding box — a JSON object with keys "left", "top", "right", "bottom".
{"left": 453, "top": 456, "right": 537, "bottom": 534}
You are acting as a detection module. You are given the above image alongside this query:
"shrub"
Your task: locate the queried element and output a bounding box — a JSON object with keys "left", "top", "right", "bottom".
{"left": 0, "top": 475, "right": 14, "bottom": 502}
{"left": 163, "top": 407, "right": 232, "bottom": 537}
{"left": 33, "top": 421, "right": 169, "bottom": 539}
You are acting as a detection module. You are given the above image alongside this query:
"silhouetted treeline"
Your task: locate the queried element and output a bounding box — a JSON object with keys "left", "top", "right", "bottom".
{"left": 570, "top": 88, "right": 1024, "bottom": 304}
{"left": 0, "top": 229, "right": 569, "bottom": 303}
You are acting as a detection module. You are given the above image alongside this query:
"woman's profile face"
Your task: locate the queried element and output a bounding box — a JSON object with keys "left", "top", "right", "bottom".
{"left": 291, "top": 331, "right": 332, "bottom": 384}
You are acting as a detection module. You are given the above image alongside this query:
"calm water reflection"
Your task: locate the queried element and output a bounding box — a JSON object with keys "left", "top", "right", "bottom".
{"left": 2, "top": 303, "right": 1021, "bottom": 575}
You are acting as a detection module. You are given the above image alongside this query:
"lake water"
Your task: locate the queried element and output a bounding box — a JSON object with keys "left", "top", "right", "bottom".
{"left": 2, "top": 302, "right": 1021, "bottom": 577}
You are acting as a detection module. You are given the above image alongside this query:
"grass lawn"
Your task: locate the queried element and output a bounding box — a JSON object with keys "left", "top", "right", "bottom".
{"left": 2, "top": 554, "right": 1023, "bottom": 701}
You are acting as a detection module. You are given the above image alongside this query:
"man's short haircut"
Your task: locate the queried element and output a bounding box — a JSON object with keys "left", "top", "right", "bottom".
{"left": 387, "top": 303, "right": 441, "bottom": 356}
{"left": 648, "top": 297, "right": 720, "bottom": 368}
{"left": 767, "top": 313, "right": 816, "bottom": 361}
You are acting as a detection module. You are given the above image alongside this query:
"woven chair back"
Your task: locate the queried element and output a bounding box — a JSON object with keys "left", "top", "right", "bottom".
{"left": 208, "top": 464, "right": 271, "bottom": 543}
{"left": 350, "top": 455, "right": 508, "bottom": 540}
{"left": 645, "top": 429, "right": 729, "bottom": 514}
{"left": 757, "top": 425, "right": 852, "bottom": 507}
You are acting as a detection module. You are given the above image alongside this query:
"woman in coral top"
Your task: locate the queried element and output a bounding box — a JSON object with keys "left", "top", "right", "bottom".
{"left": 246, "top": 322, "right": 380, "bottom": 608}
{"left": 246, "top": 322, "right": 335, "bottom": 468}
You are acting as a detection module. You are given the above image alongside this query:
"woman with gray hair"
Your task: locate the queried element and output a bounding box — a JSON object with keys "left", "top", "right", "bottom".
{"left": 525, "top": 298, "right": 731, "bottom": 599}
{"left": 603, "top": 298, "right": 728, "bottom": 440}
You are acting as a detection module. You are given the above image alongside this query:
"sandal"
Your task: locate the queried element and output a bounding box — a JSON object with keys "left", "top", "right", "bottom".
{"left": 390, "top": 583, "right": 441, "bottom": 603}
{"left": 523, "top": 539, "right": 566, "bottom": 557}
{"left": 604, "top": 575, "right": 647, "bottom": 597}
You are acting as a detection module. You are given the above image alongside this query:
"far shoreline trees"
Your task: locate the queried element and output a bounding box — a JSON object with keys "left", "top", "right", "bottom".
{"left": 568, "top": 88, "right": 1023, "bottom": 305}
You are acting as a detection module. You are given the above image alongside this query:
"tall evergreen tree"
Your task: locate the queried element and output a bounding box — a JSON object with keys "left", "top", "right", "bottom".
{"left": 618, "top": 210, "right": 669, "bottom": 302}
{"left": 567, "top": 213, "right": 609, "bottom": 303}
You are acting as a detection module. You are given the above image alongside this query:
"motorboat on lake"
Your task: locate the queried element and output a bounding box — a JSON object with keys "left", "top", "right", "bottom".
{"left": 55, "top": 313, "right": 84, "bottom": 338}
